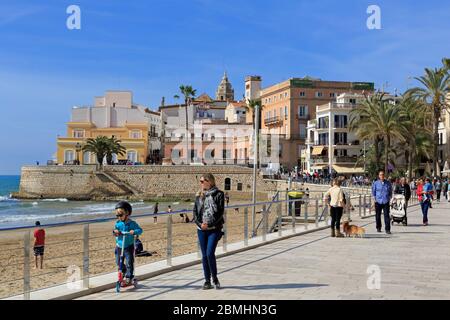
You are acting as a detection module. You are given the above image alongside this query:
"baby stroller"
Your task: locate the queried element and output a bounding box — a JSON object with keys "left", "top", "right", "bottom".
{"left": 391, "top": 194, "right": 407, "bottom": 226}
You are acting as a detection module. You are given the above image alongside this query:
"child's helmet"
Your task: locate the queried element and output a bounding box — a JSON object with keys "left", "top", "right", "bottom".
{"left": 115, "top": 201, "right": 132, "bottom": 215}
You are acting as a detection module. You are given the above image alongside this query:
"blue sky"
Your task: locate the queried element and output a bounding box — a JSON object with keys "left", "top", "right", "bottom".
{"left": 1, "top": 0, "right": 449, "bottom": 175}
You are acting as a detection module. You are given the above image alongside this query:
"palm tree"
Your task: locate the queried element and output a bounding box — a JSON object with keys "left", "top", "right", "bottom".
{"left": 350, "top": 93, "right": 404, "bottom": 174}
{"left": 106, "top": 136, "right": 126, "bottom": 165}
{"left": 407, "top": 63, "right": 450, "bottom": 176}
{"left": 179, "top": 85, "right": 196, "bottom": 164}
{"left": 398, "top": 94, "right": 433, "bottom": 180}
{"left": 246, "top": 99, "right": 262, "bottom": 127}
{"left": 82, "top": 136, "right": 111, "bottom": 167}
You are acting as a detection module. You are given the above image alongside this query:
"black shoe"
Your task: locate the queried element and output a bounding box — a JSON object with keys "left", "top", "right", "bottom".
{"left": 213, "top": 278, "right": 221, "bottom": 289}
{"left": 202, "top": 282, "right": 213, "bottom": 290}
{"left": 377, "top": 229, "right": 382, "bottom": 233}
{"left": 386, "top": 231, "right": 392, "bottom": 235}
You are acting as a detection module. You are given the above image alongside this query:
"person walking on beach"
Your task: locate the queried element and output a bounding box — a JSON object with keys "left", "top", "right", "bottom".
{"left": 417, "top": 178, "right": 433, "bottom": 226}
{"left": 394, "top": 177, "right": 411, "bottom": 216}
{"left": 113, "top": 201, "right": 143, "bottom": 285}
{"left": 193, "top": 173, "right": 225, "bottom": 290}
{"left": 33, "top": 221, "right": 45, "bottom": 269}
{"left": 323, "top": 178, "right": 345, "bottom": 238}
{"left": 153, "top": 202, "right": 159, "bottom": 224}
{"left": 372, "top": 170, "right": 393, "bottom": 234}
{"left": 224, "top": 192, "right": 230, "bottom": 206}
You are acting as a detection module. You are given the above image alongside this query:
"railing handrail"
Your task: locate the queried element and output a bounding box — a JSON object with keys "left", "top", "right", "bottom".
{"left": 0, "top": 197, "right": 330, "bottom": 232}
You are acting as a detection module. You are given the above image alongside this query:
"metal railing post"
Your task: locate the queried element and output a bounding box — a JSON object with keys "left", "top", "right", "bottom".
{"left": 262, "top": 205, "right": 267, "bottom": 242}
{"left": 315, "top": 199, "right": 319, "bottom": 228}
{"left": 166, "top": 215, "right": 173, "bottom": 266}
{"left": 82, "top": 224, "right": 90, "bottom": 289}
{"left": 244, "top": 207, "right": 249, "bottom": 246}
{"left": 223, "top": 209, "right": 228, "bottom": 252}
{"left": 277, "top": 202, "right": 282, "bottom": 237}
{"left": 292, "top": 199, "right": 296, "bottom": 232}
{"left": 304, "top": 199, "right": 308, "bottom": 230}
{"left": 23, "top": 231, "right": 30, "bottom": 300}
{"left": 359, "top": 195, "right": 362, "bottom": 217}
{"left": 363, "top": 195, "right": 367, "bottom": 216}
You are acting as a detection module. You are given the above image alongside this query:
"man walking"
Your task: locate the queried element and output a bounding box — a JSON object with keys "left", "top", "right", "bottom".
{"left": 372, "top": 170, "right": 393, "bottom": 234}
{"left": 33, "top": 221, "right": 45, "bottom": 269}
{"left": 394, "top": 177, "right": 411, "bottom": 216}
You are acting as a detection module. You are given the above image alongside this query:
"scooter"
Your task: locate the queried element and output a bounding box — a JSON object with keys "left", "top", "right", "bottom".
{"left": 115, "top": 231, "right": 138, "bottom": 293}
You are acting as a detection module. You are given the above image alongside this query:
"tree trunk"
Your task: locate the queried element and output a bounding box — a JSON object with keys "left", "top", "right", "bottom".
{"left": 374, "top": 136, "right": 380, "bottom": 170}
{"left": 385, "top": 135, "right": 390, "bottom": 174}
{"left": 185, "top": 98, "right": 189, "bottom": 165}
{"left": 433, "top": 104, "right": 440, "bottom": 177}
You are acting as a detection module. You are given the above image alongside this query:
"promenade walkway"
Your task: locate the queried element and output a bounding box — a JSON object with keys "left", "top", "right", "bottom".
{"left": 79, "top": 201, "right": 450, "bottom": 300}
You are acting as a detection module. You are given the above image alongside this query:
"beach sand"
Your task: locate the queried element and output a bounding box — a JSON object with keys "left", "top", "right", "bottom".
{"left": 0, "top": 201, "right": 285, "bottom": 299}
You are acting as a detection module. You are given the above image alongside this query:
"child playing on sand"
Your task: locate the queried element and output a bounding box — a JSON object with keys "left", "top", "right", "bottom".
{"left": 113, "top": 201, "right": 143, "bottom": 285}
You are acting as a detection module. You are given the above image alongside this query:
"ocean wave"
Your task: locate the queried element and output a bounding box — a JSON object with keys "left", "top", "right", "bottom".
{"left": 41, "top": 198, "right": 69, "bottom": 202}
{"left": 0, "top": 195, "right": 18, "bottom": 202}
{"left": 0, "top": 210, "right": 110, "bottom": 224}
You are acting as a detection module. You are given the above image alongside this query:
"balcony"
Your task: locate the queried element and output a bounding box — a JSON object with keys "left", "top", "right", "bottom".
{"left": 295, "top": 114, "right": 309, "bottom": 120}
{"left": 264, "top": 116, "right": 282, "bottom": 126}
{"left": 310, "top": 156, "right": 358, "bottom": 165}
{"left": 317, "top": 102, "right": 358, "bottom": 112}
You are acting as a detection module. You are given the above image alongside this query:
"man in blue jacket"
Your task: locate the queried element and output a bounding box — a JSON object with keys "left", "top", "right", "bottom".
{"left": 372, "top": 170, "right": 393, "bottom": 234}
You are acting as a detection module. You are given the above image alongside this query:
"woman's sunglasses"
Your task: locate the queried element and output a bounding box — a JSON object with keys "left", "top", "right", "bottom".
{"left": 200, "top": 179, "right": 209, "bottom": 183}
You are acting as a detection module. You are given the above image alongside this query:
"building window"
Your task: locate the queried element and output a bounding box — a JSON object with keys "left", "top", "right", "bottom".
{"left": 298, "top": 105, "right": 308, "bottom": 118}
{"left": 83, "top": 152, "right": 91, "bottom": 164}
{"left": 299, "top": 124, "right": 307, "bottom": 139}
{"left": 439, "top": 133, "right": 443, "bottom": 145}
{"left": 224, "top": 178, "right": 231, "bottom": 191}
{"left": 73, "top": 130, "right": 84, "bottom": 138}
{"left": 64, "top": 150, "right": 75, "bottom": 163}
{"left": 127, "top": 151, "right": 138, "bottom": 163}
{"left": 284, "top": 106, "right": 288, "bottom": 119}
{"left": 334, "top": 115, "right": 348, "bottom": 128}
{"left": 330, "top": 93, "right": 336, "bottom": 98}
{"left": 237, "top": 183, "right": 243, "bottom": 191}
{"left": 130, "top": 130, "right": 142, "bottom": 139}
{"left": 284, "top": 92, "right": 288, "bottom": 98}
{"left": 319, "top": 133, "right": 329, "bottom": 145}
{"left": 334, "top": 132, "right": 348, "bottom": 145}
{"left": 300, "top": 92, "right": 305, "bottom": 97}
{"left": 349, "top": 98, "right": 356, "bottom": 104}
{"left": 318, "top": 116, "right": 329, "bottom": 129}
{"left": 316, "top": 92, "right": 323, "bottom": 98}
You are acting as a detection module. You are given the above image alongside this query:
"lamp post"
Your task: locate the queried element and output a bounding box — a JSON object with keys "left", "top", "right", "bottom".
{"left": 75, "top": 142, "right": 82, "bottom": 165}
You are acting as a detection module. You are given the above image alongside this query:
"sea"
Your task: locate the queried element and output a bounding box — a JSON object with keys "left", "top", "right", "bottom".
{"left": 0, "top": 175, "right": 192, "bottom": 229}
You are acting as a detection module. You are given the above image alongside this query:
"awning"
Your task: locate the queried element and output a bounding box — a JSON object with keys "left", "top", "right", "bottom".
{"left": 310, "top": 165, "right": 328, "bottom": 170}
{"left": 311, "top": 146, "right": 325, "bottom": 155}
{"left": 332, "top": 164, "right": 365, "bottom": 174}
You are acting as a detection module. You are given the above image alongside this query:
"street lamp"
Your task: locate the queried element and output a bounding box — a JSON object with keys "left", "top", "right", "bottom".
{"left": 75, "top": 142, "right": 82, "bottom": 165}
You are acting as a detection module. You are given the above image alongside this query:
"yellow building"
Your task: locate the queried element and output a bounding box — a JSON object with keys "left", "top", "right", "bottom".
{"left": 57, "top": 91, "right": 150, "bottom": 165}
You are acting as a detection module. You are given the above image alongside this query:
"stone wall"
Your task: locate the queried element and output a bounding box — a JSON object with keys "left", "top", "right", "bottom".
{"left": 17, "top": 165, "right": 277, "bottom": 201}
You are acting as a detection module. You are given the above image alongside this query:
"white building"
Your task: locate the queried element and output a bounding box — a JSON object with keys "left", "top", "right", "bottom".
{"left": 305, "top": 93, "right": 366, "bottom": 175}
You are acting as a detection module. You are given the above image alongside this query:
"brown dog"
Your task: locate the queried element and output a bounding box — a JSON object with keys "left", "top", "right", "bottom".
{"left": 343, "top": 221, "right": 365, "bottom": 238}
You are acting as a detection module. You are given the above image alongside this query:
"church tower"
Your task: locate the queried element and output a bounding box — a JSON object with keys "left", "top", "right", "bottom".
{"left": 215, "top": 72, "right": 234, "bottom": 101}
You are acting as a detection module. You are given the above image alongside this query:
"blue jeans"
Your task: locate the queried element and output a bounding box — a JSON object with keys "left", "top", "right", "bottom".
{"left": 197, "top": 229, "right": 222, "bottom": 282}
{"left": 420, "top": 200, "right": 430, "bottom": 223}
{"left": 115, "top": 244, "right": 135, "bottom": 279}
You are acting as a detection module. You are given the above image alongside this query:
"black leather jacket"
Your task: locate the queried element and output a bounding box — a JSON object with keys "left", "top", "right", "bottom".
{"left": 394, "top": 183, "right": 411, "bottom": 201}
{"left": 193, "top": 188, "right": 225, "bottom": 230}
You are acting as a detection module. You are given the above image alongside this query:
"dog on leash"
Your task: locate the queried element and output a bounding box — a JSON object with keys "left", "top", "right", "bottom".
{"left": 343, "top": 221, "right": 365, "bottom": 238}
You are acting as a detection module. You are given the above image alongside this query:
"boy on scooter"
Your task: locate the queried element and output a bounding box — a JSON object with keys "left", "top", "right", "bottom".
{"left": 113, "top": 201, "right": 143, "bottom": 286}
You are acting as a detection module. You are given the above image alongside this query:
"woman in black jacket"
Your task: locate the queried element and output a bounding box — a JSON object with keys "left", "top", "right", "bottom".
{"left": 394, "top": 177, "right": 411, "bottom": 214}
{"left": 193, "top": 173, "right": 225, "bottom": 290}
